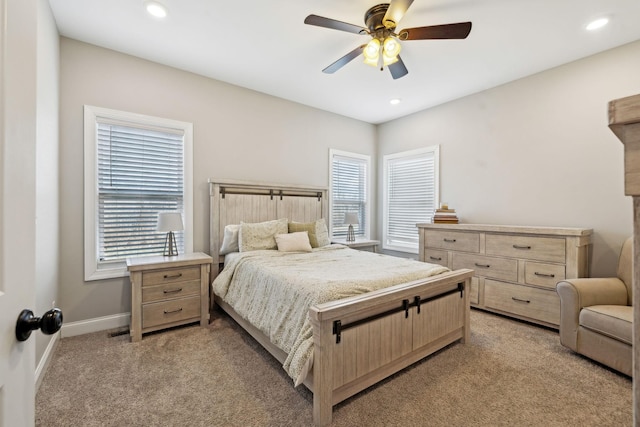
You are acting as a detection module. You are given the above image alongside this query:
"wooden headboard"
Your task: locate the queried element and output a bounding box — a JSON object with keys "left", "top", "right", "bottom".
{"left": 209, "top": 179, "right": 328, "bottom": 273}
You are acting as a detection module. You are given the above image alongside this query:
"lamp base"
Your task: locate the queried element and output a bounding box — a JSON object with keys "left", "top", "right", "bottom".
{"left": 346, "top": 224, "right": 355, "bottom": 242}
{"left": 163, "top": 231, "right": 179, "bottom": 256}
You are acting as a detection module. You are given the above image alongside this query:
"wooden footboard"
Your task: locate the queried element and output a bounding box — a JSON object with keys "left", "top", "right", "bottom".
{"left": 308, "top": 269, "right": 473, "bottom": 426}
{"left": 214, "top": 268, "right": 473, "bottom": 426}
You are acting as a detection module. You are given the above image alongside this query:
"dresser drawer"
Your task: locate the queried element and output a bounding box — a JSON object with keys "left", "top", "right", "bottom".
{"left": 424, "top": 249, "right": 448, "bottom": 267}
{"left": 424, "top": 230, "right": 480, "bottom": 253}
{"left": 142, "top": 279, "right": 201, "bottom": 303}
{"left": 485, "top": 234, "right": 565, "bottom": 263}
{"left": 142, "top": 296, "right": 201, "bottom": 329}
{"left": 484, "top": 279, "right": 560, "bottom": 325}
{"left": 142, "top": 266, "right": 200, "bottom": 287}
{"left": 452, "top": 253, "right": 517, "bottom": 282}
{"left": 524, "top": 262, "right": 565, "bottom": 290}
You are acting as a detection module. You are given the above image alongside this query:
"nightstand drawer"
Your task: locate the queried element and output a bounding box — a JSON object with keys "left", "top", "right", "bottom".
{"left": 485, "top": 234, "right": 565, "bottom": 263}
{"left": 424, "top": 230, "right": 480, "bottom": 253}
{"left": 142, "top": 266, "right": 200, "bottom": 287}
{"left": 142, "top": 279, "right": 201, "bottom": 303}
{"left": 142, "top": 296, "right": 201, "bottom": 329}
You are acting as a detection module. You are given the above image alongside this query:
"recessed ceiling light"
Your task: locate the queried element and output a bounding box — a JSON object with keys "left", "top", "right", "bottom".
{"left": 390, "top": 98, "right": 401, "bottom": 105}
{"left": 145, "top": 1, "right": 167, "bottom": 18}
{"left": 586, "top": 17, "right": 609, "bottom": 31}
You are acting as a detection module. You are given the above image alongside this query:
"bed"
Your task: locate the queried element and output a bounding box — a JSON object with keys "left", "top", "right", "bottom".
{"left": 209, "top": 179, "right": 474, "bottom": 426}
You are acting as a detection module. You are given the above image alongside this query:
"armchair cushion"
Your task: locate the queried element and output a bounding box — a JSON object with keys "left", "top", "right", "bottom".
{"left": 580, "top": 305, "right": 632, "bottom": 345}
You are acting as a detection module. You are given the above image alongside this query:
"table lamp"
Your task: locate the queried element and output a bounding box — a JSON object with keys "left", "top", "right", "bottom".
{"left": 157, "top": 212, "right": 183, "bottom": 256}
{"left": 343, "top": 212, "right": 359, "bottom": 242}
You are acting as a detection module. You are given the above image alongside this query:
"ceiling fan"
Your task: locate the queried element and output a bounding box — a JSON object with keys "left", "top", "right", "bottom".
{"left": 304, "top": 0, "right": 472, "bottom": 80}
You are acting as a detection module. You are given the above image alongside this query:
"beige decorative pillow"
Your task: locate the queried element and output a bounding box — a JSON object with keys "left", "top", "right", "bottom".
{"left": 314, "top": 218, "right": 330, "bottom": 247}
{"left": 275, "top": 231, "right": 312, "bottom": 252}
{"left": 239, "top": 218, "right": 289, "bottom": 252}
{"left": 219, "top": 224, "right": 240, "bottom": 255}
{"left": 289, "top": 219, "right": 330, "bottom": 248}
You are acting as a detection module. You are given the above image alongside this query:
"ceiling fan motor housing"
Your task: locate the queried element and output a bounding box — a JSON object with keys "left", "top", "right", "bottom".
{"left": 365, "top": 4, "right": 394, "bottom": 32}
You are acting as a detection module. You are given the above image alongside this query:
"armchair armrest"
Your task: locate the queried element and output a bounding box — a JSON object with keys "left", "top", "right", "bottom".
{"left": 556, "top": 278, "right": 628, "bottom": 350}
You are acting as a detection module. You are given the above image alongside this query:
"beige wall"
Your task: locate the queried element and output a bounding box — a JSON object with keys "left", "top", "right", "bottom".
{"left": 59, "top": 38, "right": 377, "bottom": 323}
{"left": 59, "top": 35, "right": 640, "bottom": 324}
{"left": 378, "top": 40, "right": 640, "bottom": 277}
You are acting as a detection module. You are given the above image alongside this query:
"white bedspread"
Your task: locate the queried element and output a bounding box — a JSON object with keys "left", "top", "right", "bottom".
{"left": 212, "top": 244, "right": 449, "bottom": 386}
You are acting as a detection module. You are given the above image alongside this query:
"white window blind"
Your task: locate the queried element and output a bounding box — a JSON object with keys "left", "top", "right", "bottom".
{"left": 84, "top": 105, "right": 193, "bottom": 281}
{"left": 97, "top": 122, "right": 185, "bottom": 262}
{"left": 330, "top": 150, "right": 370, "bottom": 239}
{"left": 383, "top": 146, "right": 439, "bottom": 253}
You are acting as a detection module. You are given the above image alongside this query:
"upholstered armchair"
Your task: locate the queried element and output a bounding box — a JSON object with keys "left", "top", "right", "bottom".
{"left": 556, "top": 237, "right": 633, "bottom": 376}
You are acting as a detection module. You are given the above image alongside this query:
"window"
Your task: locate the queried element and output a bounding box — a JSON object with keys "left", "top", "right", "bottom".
{"left": 383, "top": 146, "right": 439, "bottom": 253}
{"left": 329, "top": 149, "right": 370, "bottom": 239}
{"left": 84, "top": 106, "right": 193, "bottom": 280}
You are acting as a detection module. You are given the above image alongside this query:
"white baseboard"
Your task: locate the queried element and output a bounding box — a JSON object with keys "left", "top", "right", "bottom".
{"left": 61, "top": 312, "right": 130, "bottom": 338}
{"left": 35, "top": 331, "right": 60, "bottom": 391}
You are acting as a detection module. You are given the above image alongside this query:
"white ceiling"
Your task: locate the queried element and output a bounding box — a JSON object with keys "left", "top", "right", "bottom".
{"left": 48, "top": 0, "right": 640, "bottom": 124}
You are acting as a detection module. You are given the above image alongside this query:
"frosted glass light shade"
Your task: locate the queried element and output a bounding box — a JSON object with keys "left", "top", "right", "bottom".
{"left": 157, "top": 212, "right": 184, "bottom": 232}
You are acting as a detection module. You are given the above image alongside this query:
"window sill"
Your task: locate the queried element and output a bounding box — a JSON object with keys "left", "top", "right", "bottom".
{"left": 85, "top": 263, "right": 128, "bottom": 281}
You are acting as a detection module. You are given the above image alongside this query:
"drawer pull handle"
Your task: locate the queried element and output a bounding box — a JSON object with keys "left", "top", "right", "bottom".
{"left": 512, "top": 297, "right": 530, "bottom": 304}
{"left": 164, "top": 273, "right": 183, "bottom": 279}
{"left": 444, "top": 238, "right": 457, "bottom": 243}
{"left": 534, "top": 272, "right": 555, "bottom": 278}
{"left": 163, "top": 288, "right": 183, "bottom": 294}
{"left": 164, "top": 308, "right": 183, "bottom": 315}
{"left": 430, "top": 256, "right": 442, "bottom": 261}
{"left": 513, "top": 245, "right": 531, "bottom": 250}
{"left": 474, "top": 263, "right": 490, "bottom": 268}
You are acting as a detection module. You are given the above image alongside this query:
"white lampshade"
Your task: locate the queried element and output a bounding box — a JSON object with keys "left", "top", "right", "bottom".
{"left": 343, "top": 212, "right": 359, "bottom": 226}
{"left": 156, "top": 212, "right": 184, "bottom": 232}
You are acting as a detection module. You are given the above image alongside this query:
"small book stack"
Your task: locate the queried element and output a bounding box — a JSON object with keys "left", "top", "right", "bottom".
{"left": 433, "top": 205, "right": 459, "bottom": 224}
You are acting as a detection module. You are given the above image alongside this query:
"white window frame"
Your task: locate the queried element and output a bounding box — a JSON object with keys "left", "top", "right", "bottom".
{"left": 383, "top": 146, "right": 440, "bottom": 254}
{"left": 83, "top": 105, "right": 193, "bottom": 281}
{"left": 329, "top": 149, "right": 371, "bottom": 240}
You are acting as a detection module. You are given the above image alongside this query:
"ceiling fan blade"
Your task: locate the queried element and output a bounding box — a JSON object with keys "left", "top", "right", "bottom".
{"left": 322, "top": 45, "right": 366, "bottom": 74}
{"left": 399, "top": 22, "right": 472, "bottom": 40}
{"left": 388, "top": 56, "right": 408, "bottom": 80}
{"left": 304, "top": 14, "right": 368, "bottom": 35}
{"left": 383, "top": 0, "right": 414, "bottom": 28}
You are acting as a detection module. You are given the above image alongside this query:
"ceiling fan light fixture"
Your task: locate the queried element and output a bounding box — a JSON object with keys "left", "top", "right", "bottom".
{"left": 383, "top": 37, "right": 401, "bottom": 57}
{"left": 363, "top": 39, "right": 381, "bottom": 67}
{"left": 382, "top": 36, "right": 401, "bottom": 65}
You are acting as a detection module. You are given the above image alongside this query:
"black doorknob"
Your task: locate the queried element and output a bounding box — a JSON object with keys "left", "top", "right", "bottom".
{"left": 15, "top": 308, "right": 63, "bottom": 342}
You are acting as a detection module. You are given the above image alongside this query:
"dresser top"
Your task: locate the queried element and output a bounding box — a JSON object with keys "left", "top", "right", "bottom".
{"left": 417, "top": 223, "right": 593, "bottom": 237}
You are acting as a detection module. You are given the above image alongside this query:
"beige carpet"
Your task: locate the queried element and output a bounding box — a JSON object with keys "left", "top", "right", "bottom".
{"left": 36, "top": 309, "right": 632, "bottom": 426}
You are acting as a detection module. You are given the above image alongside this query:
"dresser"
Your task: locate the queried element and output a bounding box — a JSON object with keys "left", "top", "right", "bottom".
{"left": 417, "top": 224, "right": 592, "bottom": 328}
{"left": 127, "top": 252, "right": 213, "bottom": 342}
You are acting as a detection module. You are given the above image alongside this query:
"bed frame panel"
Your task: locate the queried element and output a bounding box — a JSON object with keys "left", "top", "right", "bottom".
{"left": 208, "top": 179, "right": 473, "bottom": 426}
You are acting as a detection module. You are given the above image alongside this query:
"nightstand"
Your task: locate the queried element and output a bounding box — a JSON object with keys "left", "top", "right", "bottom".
{"left": 331, "top": 238, "right": 380, "bottom": 252}
{"left": 127, "top": 252, "right": 213, "bottom": 342}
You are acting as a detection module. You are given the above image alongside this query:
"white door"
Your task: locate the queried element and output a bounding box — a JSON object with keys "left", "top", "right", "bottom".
{"left": 0, "top": 0, "right": 38, "bottom": 424}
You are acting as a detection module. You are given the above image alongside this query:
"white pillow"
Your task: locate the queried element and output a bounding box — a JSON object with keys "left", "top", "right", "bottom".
{"left": 275, "top": 231, "right": 312, "bottom": 253}
{"left": 239, "top": 218, "right": 289, "bottom": 252}
{"left": 219, "top": 224, "right": 240, "bottom": 255}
